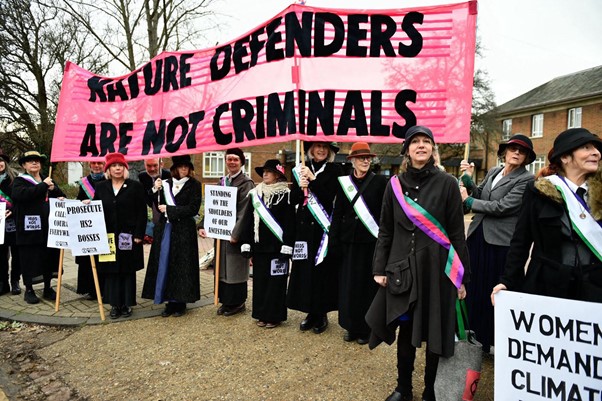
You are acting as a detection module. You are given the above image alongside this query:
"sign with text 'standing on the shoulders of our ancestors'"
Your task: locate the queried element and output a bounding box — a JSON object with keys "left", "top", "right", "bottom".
{"left": 47, "top": 199, "right": 110, "bottom": 256}
{"left": 51, "top": 1, "right": 477, "bottom": 162}
{"left": 204, "top": 185, "right": 238, "bottom": 241}
{"left": 494, "top": 291, "right": 602, "bottom": 401}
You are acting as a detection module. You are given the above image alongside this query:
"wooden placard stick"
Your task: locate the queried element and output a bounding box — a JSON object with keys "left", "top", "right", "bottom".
{"left": 90, "top": 256, "right": 105, "bottom": 321}
{"left": 213, "top": 239, "right": 221, "bottom": 306}
{"left": 54, "top": 249, "right": 64, "bottom": 312}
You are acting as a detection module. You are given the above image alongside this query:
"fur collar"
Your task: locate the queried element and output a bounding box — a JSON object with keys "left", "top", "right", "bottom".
{"left": 535, "top": 167, "right": 602, "bottom": 220}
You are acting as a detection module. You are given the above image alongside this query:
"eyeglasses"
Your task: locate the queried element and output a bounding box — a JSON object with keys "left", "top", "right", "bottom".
{"left": 26, "top": 160, "right": 41, "bottom": 164}
{"left": 507, "top": 145, "right": 527, "bottom": 155}
{"left": 355, "top": 156, "right": 372, "bottom": 161}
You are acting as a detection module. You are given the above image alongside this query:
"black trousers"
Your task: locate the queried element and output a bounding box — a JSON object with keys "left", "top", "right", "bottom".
{"left": 396, "top": 320, "right": 439, "bottom": 397}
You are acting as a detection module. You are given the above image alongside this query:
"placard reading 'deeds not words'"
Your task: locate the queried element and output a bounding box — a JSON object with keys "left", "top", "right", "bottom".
{"left": 204, "top": 185, "right": 237, "bottom": 240}
{"left": 494, "top": 291, "right": 602, "bottom": 401}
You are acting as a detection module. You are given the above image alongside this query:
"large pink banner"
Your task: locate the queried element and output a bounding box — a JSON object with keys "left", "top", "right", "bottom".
{"left": 51, "top": 1, "right": 477, "bottom": 161}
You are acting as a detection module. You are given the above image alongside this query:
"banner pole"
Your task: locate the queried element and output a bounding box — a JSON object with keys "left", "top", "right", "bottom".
{"left": 213, "top": 239, "right": 221, "bottom": 306}
{"left": 90, "top": 256, "right": 105, "bottom": 321}
{"left": 54, "top": 248, "right": 64, "bottom": 312}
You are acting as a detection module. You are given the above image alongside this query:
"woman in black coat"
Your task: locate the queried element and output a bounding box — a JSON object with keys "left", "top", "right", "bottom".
{"left": 366, "top": 127, "right": 469, "bottom": 401}
{"left": 93, "top": 153, "right": 147, "bottom": 319}
{"left": 0, "top": 152, "right": 20, "bottom": 295}
{"left": 239, "top": 159, "right": 295, "bottom": 328}
{"left": 142, "top": 155, "right": 202, "bottom": 317}
{"left": 330, "top": 142, "right": 387, "bottom": 345}
{"left": 75, "top": 161, "right": 106, "bottom": 299}
{"left": 492, "top": 128, "right": 602, "bottom": 303}
{"left": 12, "top": 151, "right": 66, "bottom": 304}
{"left": 287, "top": 142, "right": 344, "bottom": 334}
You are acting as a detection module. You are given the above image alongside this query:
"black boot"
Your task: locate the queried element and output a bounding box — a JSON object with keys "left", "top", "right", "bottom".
{"left": 396, "top": 321, "right": 415, "bottom": 398}
{"left": 299, "top": 314, "right": 316, "bottom": 331}
{"left": 11, "top": 281, "right": 21, "bottom": 295}
{"left": 422, "top": 350, "right": 439, "bottom": 401}
{"left": 312, "top": 314, "right": 328, "bottom": 334}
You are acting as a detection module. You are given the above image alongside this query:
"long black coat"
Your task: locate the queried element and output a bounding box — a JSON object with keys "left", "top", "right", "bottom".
{"left": 365, "top": 164, "right": 470, "bottom": 358}
{"left": 287, "top": 161, "right": 344, "bottom": 314}
{"left": 93, "top": 179, "right": 147, "bottom": 273}
{"left": 142, "top": 177, "right": 203, "bottom": 303}
{"left": 12, "top": 175, "right": 65, "bottom": 246}
{"left": 0, "top": 175, "right": 16, "bottom": 246}
{"left": 500, "top": 178, "right": 602, "bottom": 302}
{"left": 330, "top": 172, "right": 388, "bottom": 334}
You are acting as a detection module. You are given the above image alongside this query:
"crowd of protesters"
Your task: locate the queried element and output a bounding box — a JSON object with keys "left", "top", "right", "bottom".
{"left": 1, "top": 125, "right": 600, "bottom": 401}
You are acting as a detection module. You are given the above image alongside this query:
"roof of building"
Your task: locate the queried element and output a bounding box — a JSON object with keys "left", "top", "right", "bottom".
{"left": 496, "top": 65, "right": 602, "bottom": 115}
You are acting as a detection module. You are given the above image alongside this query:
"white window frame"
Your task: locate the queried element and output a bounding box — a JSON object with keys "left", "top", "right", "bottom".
{"left": 502, "top": 119, "right": 512, "bottom": 141}
{"left": 527, "top": 156, "right": 546, "bottom": 176}
{"left": 531, "top": 114, "right": 543, "bottom": 138}
{"left": 202, "top": 152, "right": 225, "bottom": 178}
{"left": 567, "top": 107, "right": 582, "bottom": 129}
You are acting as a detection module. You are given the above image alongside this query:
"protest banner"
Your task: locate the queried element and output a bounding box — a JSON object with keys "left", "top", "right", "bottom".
{"left": 51, "top": 1, "right": 477, "bottom": 162}
{"left": 0, "top": 202, "right": 5, "bottom": 245}
{"left": 65, "top": 200, "right": 110, "bottom": 256}
{"left": 204, "top": 185, "right": 238, "bottom": 240}
{"left": 47, "top": 199, "right": 70, "bottom": 249}
{"left": 494, "top": 291, "right": 602, "bottom": 401}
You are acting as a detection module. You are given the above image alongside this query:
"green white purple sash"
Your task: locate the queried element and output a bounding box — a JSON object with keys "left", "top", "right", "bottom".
{"left": 338, "top": 175, "right": 379, "bottom": 238}
{"left": 79, "top": 176, "right": 95, "bottom": 199}
{"left": 293, "top": 165, "right": 331, "bottom": 265}
{"left": 250, "top": 190, "right": 284, "bottom": 243}
{"left": 162, "top": 182, "right": 176, "bottom": 206}
{"left": 545, "top": 175, "right": 602, "bottom": 262}
{"left": 18, "top": 173, "right": 40, "bottom": 186}
{"left": 391, "top": 176, "right": 465, "bottom": 289}
{"left": 0, "top": 189, "right": 12, "bottom": 209}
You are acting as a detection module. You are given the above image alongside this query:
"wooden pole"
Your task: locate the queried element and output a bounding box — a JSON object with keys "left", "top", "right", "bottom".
{"left": 90, "top": 256, "right": 105, "bottom": 321}
{"left": 48, "top": 166, "right": 53, "bottom": 178}
{"left": 54, "top": 249, "right": 64, "bottom": 312}
{"left": 213, "top": 239, "right": 221, "bottom": 306}
{"left": 464, "top": 143, "right": 470, "bottom": 161}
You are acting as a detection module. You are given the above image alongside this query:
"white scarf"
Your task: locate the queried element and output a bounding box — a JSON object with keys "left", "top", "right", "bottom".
{"left": 251, "top": 181, "right": 289, "bottom": 243}
{"left": 171, "top": 177, "right": 189, "bottom": 197}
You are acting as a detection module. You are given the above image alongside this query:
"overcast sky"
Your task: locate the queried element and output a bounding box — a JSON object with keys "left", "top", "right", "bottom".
{"left": 207, "top": 0, "right": 602, "bottom": 105}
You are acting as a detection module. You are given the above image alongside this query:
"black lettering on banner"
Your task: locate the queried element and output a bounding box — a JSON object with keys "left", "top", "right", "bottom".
{"left": 399, "top": 11, "right": 424, "bottom": 57}
{"left": 347, "top": 14, "right": 369, "bottom": 57}
{"left": 265, "top": 17, "right": 285, "bottom": 62}
{"left": 231, "top": 99, "right": 256, "bottom": 143}
{"left": 267, "top": 91, "right": 296, "bottom": 137}
{"left": 87, "top": 77, "right": 112, "bottom": 102}
{"left": 307, "top": 90, "right": 335, "bottom": 136}
{"left": 370, "top": 91, "right": 390, "bottom": 136}
{"left": 392, "top": 90, "right": 417, "bottom": 138}
{"left": 213, "top": 103, "right": 231, "bottom": 145}
{"left": 142, "top": 120, "right": 166, "bottom": 155}
{"left": 106, "top": 79, "right": 129, "bottom": 102}
{"left": 210, "top": 45, "right": 232, "bottom": 81}
{"left": 510, "top": 310, "right": 535, "bottom": 332}
{"left": 80, "top": 125, "right": 99, "bottom": 156}
{"left": 370, "top": 15, "right": 397, "bottom": 57}
{"left": 163, "top": 56, "right": 179, "bottom": 92}
{"left": 233, "top": 36, "right": 251, "bottom": 74}
{"left": 255, "top": 95, "right": 266, "bottom": 139}
{"left": 285, "top": 11, "right": 313, "bottom": 58}
{"left": 249, "top": 27, "right": 266, "bottom": 68}
{"left": 337, "top": 90, "right": 368, "bottom": 136}
{"left": 143, "top": 59, "right": 162, "bottom": 96}
{"left": 99, "top": 122, "right": 117, "bottom": 155}
{"left": 314, "top": 13, "right": 344, "bottom": 57}
{"left": 128, "top": 73, "right": 140, "bottom": 99}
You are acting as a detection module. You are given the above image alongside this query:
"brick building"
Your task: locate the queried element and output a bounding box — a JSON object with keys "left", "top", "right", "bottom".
{"left": 490, "top": 65, "right": 602, "bottom": 175}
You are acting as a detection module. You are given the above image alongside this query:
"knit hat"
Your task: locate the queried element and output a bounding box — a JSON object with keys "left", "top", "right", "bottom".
{"left": 347, "top": 142, "right": 376, "bottom": 159}
{"left": 104, "top": 152, "right": 129, "bottom": 171}
{"left": 401, "top": 126, "right": 435, "bottom": 154}
{"left": 171, "top": 155, "right": 194, "bottom": 170}
{"left": 548, "top": 128, "right": 602, "bottom": 162}
{"left": 225, "top": 148, "right": 245, "bottom": 165}
{"left": 497, "top": 134, "right": 536, "bottom": 165}
{"left": 255, "top": 159, "right": 286, "bottom": 179}
{"left": 19, "top": 150, "right": 47, "bottom": 165}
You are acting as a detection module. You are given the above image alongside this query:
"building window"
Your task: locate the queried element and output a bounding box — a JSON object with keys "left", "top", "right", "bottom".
{"left": 203, "top": 152, "right": 225, "bottom": 178}
{"left": 531, "top": 114, "right": 543, "bottom": 138}
{"left": 502, "top": 119, "right": 512, "bottom": 141}
{"left": 202, "top": 151, "right": 252, "bottom": 178}
{"left": 567, "top": 107, "right": 582, "bottom": 129}
{"left": 528, "top": 156, "right": 546, "bottom": 176}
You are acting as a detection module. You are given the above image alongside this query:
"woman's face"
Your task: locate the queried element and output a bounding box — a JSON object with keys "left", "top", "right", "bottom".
{"left": 352, "top": 156, "right": 372, "bottom": 175}
{"left": 177, "top": 165, "right": 190, "bottom": 178}
{"left": 89, "top": 161, "right": 105, "bottom": 174}
{"left": 109, "top": 163, "right": 126, "bottom": 179}
{"left": 0, "top": 160, "right": 5, "bottom": 173}
{"left": 311, "top": 143, "right": 330, "bottom": 162}
{"left": 562, "top": 142, "right": 601, "bottom": 175}
{"left": 23, "top": 159, "right": 41, "bottom": 175}
{"left": 503, "top": 145, "right": 527, "bottom": 168}
{"left": 226, "top": 155, "right": 242, "bottom": 175}
{"left": 407, "top": 135, "right": 433, "bottom": 167}
{"left": 263, "top": 170, "right": 278, "bottom": 185}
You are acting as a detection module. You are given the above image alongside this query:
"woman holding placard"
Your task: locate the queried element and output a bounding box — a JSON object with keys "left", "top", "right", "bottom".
{"left": 492, "top": 128, "right": 602, "bottom": 304}
{"left": 93, "top": 152, "right": 146, "bottom": 319}
{"left": 0, "top": 151, "right": 21, "bottom": 296}
{"left": 12, "top": 151, "right": 65, "bottom": 304}
{"left": 238, "top": 159, "right": 295, "bottom": 328}
{"left": 142, "top": 155, "right": 202, "bottom": 317}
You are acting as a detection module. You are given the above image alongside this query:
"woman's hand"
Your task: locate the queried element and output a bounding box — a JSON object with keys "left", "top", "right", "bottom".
{"left": 490, "top": 283, "right": 507, "bottom": 306}
{"left": 158, "top": 204, "right": 167, "bottom": 213}
{"left": 459, "top": 186, "right": 469, "bottom": 201}
{"left": 81, "top": 199, "right": 91, "bottom": 205}
{"left": 43, "top": 177, "right": 55, "bottom": 191}
{"left": 300, "top": 166, "right": 315, "bottom": 184}
{"left": 134, "top": 238, "right": 142, "bottom": 244}
{"left": 4, "top": 210, "right": 11, "bottom": 218}
{"left": 457, "top": 284, "right": 467, "bottom": 300}
{"left": 153, "top": 178, "right": 162, "bottom": 191}
{"left": 198, "top": 228, "right": 207, "bottom": 238}
{"left": 374, "top": 275, "right": 387, "bottom": 287}
{"left": 459, "top": 160, "right": 474, "bottom": 177}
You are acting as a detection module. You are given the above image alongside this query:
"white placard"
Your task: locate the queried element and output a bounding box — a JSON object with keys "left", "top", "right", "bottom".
{"left": 292, "top": 241, "right": 308, "bottom": 260}
{"left": 270, "top": 258, "right": 289, "bottom": 276}
{"left": 203, "top": 185, "right": 237, "bottom": 240}
{"left": 47, "top": 199, "right": 70, "bottom": 249}
{"left": 0, "top": 202, "right": 6, "bottom": 245}
{"left": 65, "top": 200, "right": 109, "bottom": 256}
{"left": 494, "top": 291, "right": 602, "bottom": 401}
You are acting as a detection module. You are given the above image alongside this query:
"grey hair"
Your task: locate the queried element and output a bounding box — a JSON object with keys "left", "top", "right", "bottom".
{"left": 306, "top": 144, "right": 335, "bottom": 163}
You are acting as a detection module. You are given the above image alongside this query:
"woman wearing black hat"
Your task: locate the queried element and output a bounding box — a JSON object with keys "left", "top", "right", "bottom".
{"left": 365, "top": 126, "right": 469, "bottom": 401}
{"left": 12, "top": 151, "right": 66, "bottom": 304}
{"left": 492, "top": 128, "right": 602, "bottom": 304}
{"left": 142, "top": 155, "right": 202, "bottom": 317}
{"left": 458, "top": 134, "right": 535, "bottom": 354}
{"left": 238, "top": 159, "right": 295, "bottom": 328}
{"left": 0, "top": 152, "right": 21, "bottom": 296}
{"left": 287, "top": 142, "right": 344, "bottom": 334}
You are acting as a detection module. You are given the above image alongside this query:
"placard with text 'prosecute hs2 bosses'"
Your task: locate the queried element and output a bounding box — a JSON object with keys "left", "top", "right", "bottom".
{"left": 204, "top": 185, "right": 237, "bottom": 240}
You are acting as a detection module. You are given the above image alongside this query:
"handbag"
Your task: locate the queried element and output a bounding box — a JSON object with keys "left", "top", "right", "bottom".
{"left": 434, "top": 299, "right": 482, "bottom": 401}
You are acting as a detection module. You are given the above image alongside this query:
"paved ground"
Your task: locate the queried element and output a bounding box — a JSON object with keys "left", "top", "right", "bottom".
{"left": 0, "top": 237, "right": 220, "bottom": 325}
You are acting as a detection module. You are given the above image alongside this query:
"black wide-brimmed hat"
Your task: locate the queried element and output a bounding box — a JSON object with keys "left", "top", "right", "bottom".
{"left": 255, "top": 159, "right": 286, "bottom": 178}
{"left": 171, "top": 155, "right": 194, "bottom": 170}
{"left": 401, "top": 125, "right": 435, "bottom": 154}
{"left": 303, "top": 141, "right": 340, "bottom": 154}
{"left": 497, "top": 134, "right": 536, "bottom": 165}
{"left": 548, "top": 128, "right": 602, "bottom": 162}
{"left": 19, "top": 150, "right": 47, "bottom": 165}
